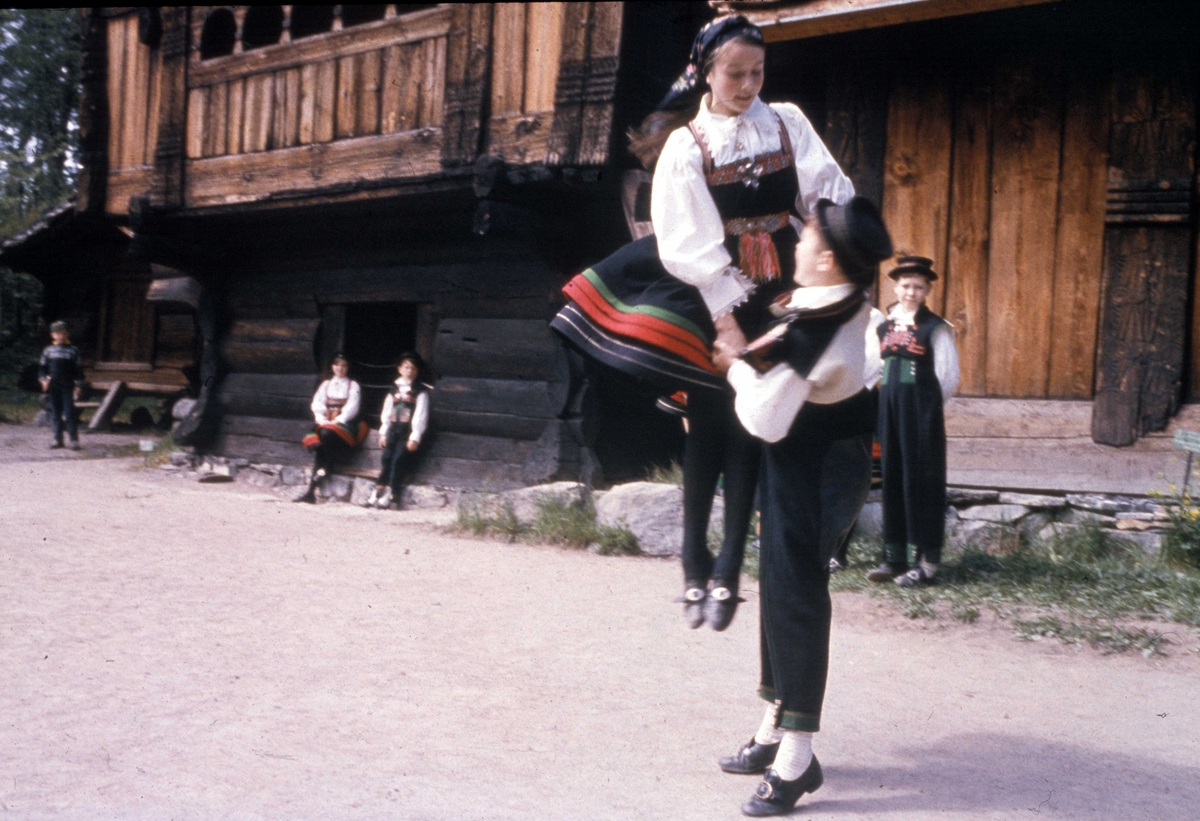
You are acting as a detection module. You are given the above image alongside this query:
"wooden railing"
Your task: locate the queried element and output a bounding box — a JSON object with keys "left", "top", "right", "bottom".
{"left": 183, "top": 5, "right": 452, "bottom": 207}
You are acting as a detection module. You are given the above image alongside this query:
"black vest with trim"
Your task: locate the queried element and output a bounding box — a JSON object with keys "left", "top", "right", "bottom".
{"left": 877, "top": 305, "right": 947, "bottom": 390}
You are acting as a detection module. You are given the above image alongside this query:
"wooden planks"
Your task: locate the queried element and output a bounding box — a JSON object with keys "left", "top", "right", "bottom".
{"left": 185, "top": 129, "right": 444, "bottom": 207}
{"left": 490, "top": 3, "right": 527, "bottom": 118}
{"left": 524, "top": 3, "right": 565, "bottom": 113}
{"left": 942, "top": 78, "right": 991, "bottom": 397}
{"left": 984, "top": 54, "right": 1063, "bottom": 398}
{"left": 1046, "top": 67, "right": 1109, "bottom": 398}
{"left": 880, "top": 70, "right": 952, "bottom": 313}
{"left": 441, "top": 2, "right": 492, "bottom": 166}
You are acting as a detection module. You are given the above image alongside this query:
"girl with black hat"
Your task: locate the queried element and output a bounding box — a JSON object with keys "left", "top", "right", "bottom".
{"left": 551, "top": 15, "right": 855, "bottom": 633}
{"left": 295, "top": 354, "right": 368, "bottom": 503}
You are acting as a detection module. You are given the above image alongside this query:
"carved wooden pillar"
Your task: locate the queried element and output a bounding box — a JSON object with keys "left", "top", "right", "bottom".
{"left": 150, "top": 7, "right": 190, "bottom": 210}
{"left": 441, "top": 3, "right": 493, "bottom": 168}
{"left": 1092, "top": 61, "right": 1196, "bottom": 445}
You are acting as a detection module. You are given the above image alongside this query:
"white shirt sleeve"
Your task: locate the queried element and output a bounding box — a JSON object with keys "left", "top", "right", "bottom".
{"left": 651, "top": 128, "right": 754, "bottom": 319}
{"left": 862, "top": 308, "right": 886, "bottom": 389}
{"left": 334, "top": 380, "right": 361, "bottom": 425}
{"left": 773, "top": 103, "right": 856, "bottom": 218}
{"left": 409, "top": 391, "right": 430, "bottom": 445}
{"left": 933, "top": 325, "right": 960, "bottom": 403}
{"left": 727, "top": 359, "right": 812, "bottom": 444}
{"left": 311, "top": 380, "right": 329, "bottom": 424}
{"left": 379, "top": 392, "right": 395, "bottom": 441}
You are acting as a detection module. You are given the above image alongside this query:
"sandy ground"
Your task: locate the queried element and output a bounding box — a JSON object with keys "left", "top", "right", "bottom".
{"left": 2, "top": 424, "right": 1199, "bottom": 821}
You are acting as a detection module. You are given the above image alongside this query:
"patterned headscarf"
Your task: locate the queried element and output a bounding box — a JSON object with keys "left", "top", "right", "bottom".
{"left": 657, "top": 15, "right": 765, "bottom": 112}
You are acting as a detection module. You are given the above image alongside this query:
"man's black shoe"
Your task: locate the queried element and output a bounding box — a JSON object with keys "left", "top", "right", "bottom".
{"left": 719, "top": 738, "right": 779, "bottom": 774}
{"left": 741, "top": 759, "right": 823, "bottom": 817}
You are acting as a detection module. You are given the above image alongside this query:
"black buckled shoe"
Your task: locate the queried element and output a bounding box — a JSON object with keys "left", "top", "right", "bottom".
{"left": 741, "top": 759, "right": 823, "bottom": 817}
{"left": 675, "top": 582, "right": 707, "bottom": 629}
{"left": 719, "top": 738, "right": 779, "bottom": 774}
{"left": 704, "top": 585, "right": 744, "bottom": 632}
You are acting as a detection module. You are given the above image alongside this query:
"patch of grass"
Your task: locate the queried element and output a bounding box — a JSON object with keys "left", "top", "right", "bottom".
{"left": 452, "top": 494, "right": 640, "bottom": 555}
{"left": 833, "top": 520, "right": 1200, "bottom": 656}
{"left": 0, "top": 389, "right": 41, "bottom": 424}
{"left": 1012, "top": 615, "right": 1170, "bottom": 657}
{"left": 1159, "top": 500, "right": 1200, "bottom": 571}
{"left": 645, "top": 460, "right": 684, "bottom": 486}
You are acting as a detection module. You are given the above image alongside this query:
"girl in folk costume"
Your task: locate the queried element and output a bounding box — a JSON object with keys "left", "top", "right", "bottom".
{"left": 368, "top": 353, "right": 431, "bottom": 509}
{"left": 551, "top": 16, "right": 855, "bottom": 630}
{"left": 295, "top": 354, "right": 368, "bottom": 503}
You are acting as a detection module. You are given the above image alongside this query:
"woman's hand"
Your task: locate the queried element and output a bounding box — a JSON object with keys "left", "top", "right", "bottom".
{"left": 712, "top": 313, "right": 748, "bottom": 375}
{"left": 406, "top": 439, "right": 419, "bottom": 452}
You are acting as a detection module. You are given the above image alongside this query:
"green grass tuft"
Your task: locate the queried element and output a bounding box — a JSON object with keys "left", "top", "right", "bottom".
{"left": 452, "top": 493, "right": 639, "bottom": 555}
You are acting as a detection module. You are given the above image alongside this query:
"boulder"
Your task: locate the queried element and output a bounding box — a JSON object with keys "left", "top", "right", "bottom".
{"left": 1039, "top": 522, "right": 1082, "bottom": 542}
{"left": 851, "top": 501, "right": 883, "bottom": 541}
{"left": 947, "top": 488, "right": 1000, "bottom": 506}
{"left": 280, "top": 466, "right": 308, "bottom": 486}
{"left": 594, "top": 481, "right": 683, "bottom": 557}
{"left": 401, "top": 485, "right": 450, "bottom": 509}
{"left": 503, "top": 482, "right": 590, "bottom": 523}
{"left": 1065, "top": 494, "right": 1156, "bottom": 514}
{"left": 954, "top": 520, "right": 1020, "bottom": 555}
{"left": 1019, "top": 511, "right": 1055, "bottom": 543}
{"left": 957, "top": 504, "right": 1030, "bottom": 524}
{"left": 999, "top": 492, "right": 1067, "bottom": 509}
{"left": 1112, "top": 530, "right": 1162, "bottom": 555}
{"left": 351, "top": 477, "right": 377, "bottom": 506}
{"left": 1059, "top": 508, "right": 1117, "bottom": 527}
{"left": 171, "top": 397, "right": 197, "bottom": 420}
{"left": 319, "top": 473, "right": 354, "bottom": 502}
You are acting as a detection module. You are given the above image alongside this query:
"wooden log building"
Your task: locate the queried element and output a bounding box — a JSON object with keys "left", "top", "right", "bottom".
{"left": 3, "top": 1, "right": 1198, "bottom": 492}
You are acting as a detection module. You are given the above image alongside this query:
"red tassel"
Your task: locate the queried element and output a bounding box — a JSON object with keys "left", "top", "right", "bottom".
{"left": 739, "top": 231, "right": 781, "bottom": 282}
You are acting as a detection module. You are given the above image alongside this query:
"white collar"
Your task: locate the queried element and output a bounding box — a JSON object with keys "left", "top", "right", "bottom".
{"left": 787, "top": 283, "right": 857, "bottom": 311}
{"left": 695, "top": 95, "right": 769, "bottom": 129}
{"left": 395, "top": 376, "right": 414, "bottom": 388}
{"left": 888, "top": 304, "right": 921, "bottom": 324}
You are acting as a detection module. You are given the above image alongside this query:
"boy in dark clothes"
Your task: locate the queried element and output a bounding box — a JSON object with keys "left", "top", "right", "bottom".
{"left": 713, "top": 196, "right": 893, "bottom": 816}
{"left": 38, "top": 320, "right": 86, "bottom": 450}
{"left": 866, "top": 256, "right": 959, "bottom": 587}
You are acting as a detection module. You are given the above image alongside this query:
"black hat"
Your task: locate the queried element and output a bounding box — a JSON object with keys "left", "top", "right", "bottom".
{"left": 49, "top": 320, "right": 68, "bottom": 332}
{"left": 814, "top": 197, "right": 894, "bottom": 287}
{"left": 887, "top": 255, "right": 938, "bottom": 282}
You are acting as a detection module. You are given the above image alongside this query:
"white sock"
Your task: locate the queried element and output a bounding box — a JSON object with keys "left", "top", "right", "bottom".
{"left": 920, "top": 560, "right": 938, "bottom": 578}
{"left": 754, "top": 703, "right": 784, "bottom": 746}
{"left": 772, "top": 730, "right": 814, "bottom": 780}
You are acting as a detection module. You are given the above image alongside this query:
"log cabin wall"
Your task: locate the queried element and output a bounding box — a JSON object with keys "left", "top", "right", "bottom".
{"left": 82, "top": 3, "right": 701, "bottom": 486}
{"left": 763, "top": 2, "right": 1198, "bottom": 427}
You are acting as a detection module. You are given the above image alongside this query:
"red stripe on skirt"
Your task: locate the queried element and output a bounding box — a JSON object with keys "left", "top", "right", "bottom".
{"left": 563, "top": 276, "right": 716, "bottom": 373}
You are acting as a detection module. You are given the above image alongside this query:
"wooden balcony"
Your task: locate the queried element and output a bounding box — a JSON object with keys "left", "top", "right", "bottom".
{"left": 184, "top": 5, "right": 452, "bottom": 208}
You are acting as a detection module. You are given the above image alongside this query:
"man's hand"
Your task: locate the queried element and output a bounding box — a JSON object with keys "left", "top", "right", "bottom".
{"left": 712, "top": 313, "right": 748, "bottom": 375}
{"left": 406, "top": 439, "right": 419, "bottom": 452}
{"left": 378, "top": 435, "right": 387, "bottom": 448}
{"left": 40, "top": 378, "right": 50, "bottom": 393}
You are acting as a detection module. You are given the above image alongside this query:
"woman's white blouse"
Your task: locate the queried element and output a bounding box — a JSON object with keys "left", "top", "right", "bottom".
{"left": 379, "top": 378, "right": 430, "bottom": 445}
{"left": 651, "top": 96, "right": 856, "bottom": 318}
{"left": 311, "top": 376, "right": 361, "bottom": 425}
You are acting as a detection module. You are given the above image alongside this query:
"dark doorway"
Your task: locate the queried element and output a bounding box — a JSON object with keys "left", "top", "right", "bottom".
{"left": 342, "top": 302, "right": 418, "bottom": 426}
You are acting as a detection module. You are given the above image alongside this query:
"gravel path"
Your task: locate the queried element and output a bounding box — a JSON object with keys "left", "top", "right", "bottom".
{"left": 2, "top": 424, "right": 1198, "bottom": 820}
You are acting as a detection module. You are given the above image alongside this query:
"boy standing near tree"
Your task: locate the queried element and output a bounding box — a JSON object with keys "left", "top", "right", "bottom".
{"left": 866, "top": 256, "right": 959, "bottom": 587}
{"left": 38, "top": 320, "right": 86, "bottom": 451}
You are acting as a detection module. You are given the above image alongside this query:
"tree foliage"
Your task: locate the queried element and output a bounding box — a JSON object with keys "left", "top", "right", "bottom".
{"left": 0, "top": 8, "right": 81, "bottom": 236}
{"left": 0, "top": 9, "right": 78, "bottom": 386}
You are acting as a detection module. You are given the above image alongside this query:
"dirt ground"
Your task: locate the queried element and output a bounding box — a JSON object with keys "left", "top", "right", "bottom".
{"left": 2, "top": 423, "right": 1199, "bottom": 821}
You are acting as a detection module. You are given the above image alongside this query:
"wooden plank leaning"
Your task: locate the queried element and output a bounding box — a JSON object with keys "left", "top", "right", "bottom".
{"left": 89, "top": 380, "right": 128, "bottom": 433}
